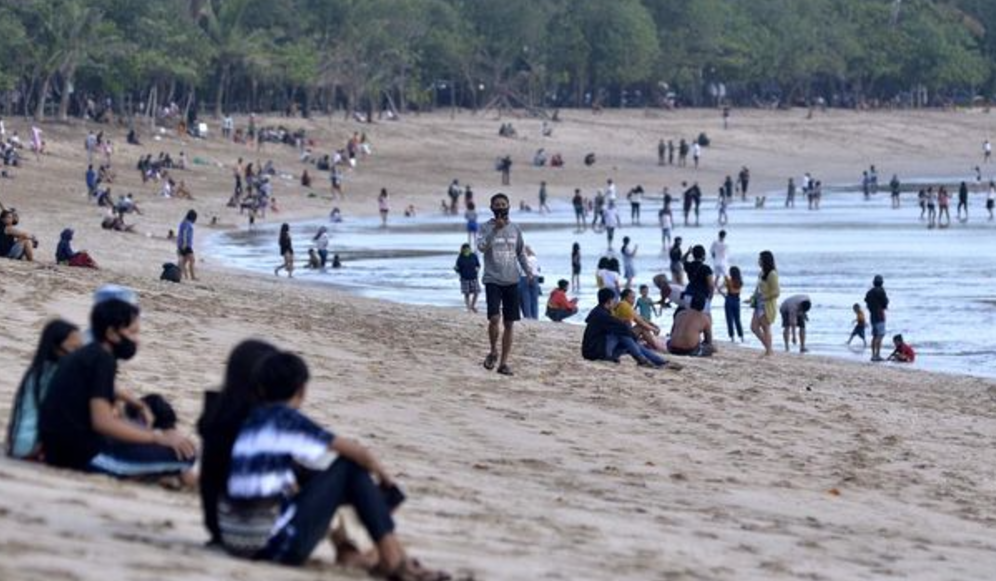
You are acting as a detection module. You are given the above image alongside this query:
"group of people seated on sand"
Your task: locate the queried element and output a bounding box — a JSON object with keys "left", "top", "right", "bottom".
{"left": 137, "top": 151, "right": 185, "bottom": 183}
{"left": 1, "top": 205, "right": 100, "bottom": 267}
{"left": 4, "top": 287, "right": 456, "bottom": 581}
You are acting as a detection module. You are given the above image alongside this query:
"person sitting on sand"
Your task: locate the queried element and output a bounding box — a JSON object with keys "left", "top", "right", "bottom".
{"left": 38, "top": 299, "right": 197, "bottom": 479}
{"left": 582, "top": 288, "right": 672, "bottom": 369}
{"left": 584, "top": 152, "right": 596, "bottom": 166}
{"left": 614, "top": 288, "right": 661, "bottom": 347}
{"left": 1, "top": 208, "right": 37, "bottom": 261}
{"left": 175, "top": 180, "right": 194, "bottom": 200}
{"left": 56, "top": 228, "right": 97, "bottom": 268}
{"left": 780, "top": 294, "right": 812, "bottom": 353}
{"left": 6, "top": 320, "right": 83, "bottom": 460}
{"left": 217, "top": 350, "right": 451, "bottom": 580}
{"left": 546, "top": 279, "right": 578, "bottom": 322}
{"left": 887, "top": 334, "right": 915, "bottom": 363}
{"left": 301, "top": 169, "right": 312, "bottom": 188}
{"left": 306, "top": 248, "right": 321, "bottom": 269}
{"left": 115, "top": 193, "right": 143, "bottom": 216}
{"left": 666, "top": 306, "right": 716, "bottom": 357}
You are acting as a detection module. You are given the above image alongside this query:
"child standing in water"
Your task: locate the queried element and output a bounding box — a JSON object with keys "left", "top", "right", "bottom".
{"left": 454, "top": 243, "right": 480, "bottom": 313}
{"left": 848, "top": 303, "right": 867, "bottom": 349}
{"left": 465, "top": 201, "right": 479, "bottom": 245}
{"left": 570, "top": 242, "right": 581, "bottom": 292}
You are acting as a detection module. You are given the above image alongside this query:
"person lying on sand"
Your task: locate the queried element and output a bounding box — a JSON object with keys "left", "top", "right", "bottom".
{"left": 214, "top": 350, "right": 453, "bottom": 580}
{"left": 666, "top": 306, "right": 716, "bottom": 357}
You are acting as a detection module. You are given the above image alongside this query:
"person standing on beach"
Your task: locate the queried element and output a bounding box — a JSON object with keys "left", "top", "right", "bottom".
{"left": 718, "top": 266, "right": 744, "bottom": 342}
{"left": 177, "top": 210, "right": 197, "bottom": 281}
{"left": 669, "top": 237, "right": 685, "bottom": 285}
{"left": 987, "top": 181, "right": 995, "bottom": 221}
{"left": 378, "top": 188, "right": 390, "bottom": 227}
{"left": 621, "top": 236, "right": 638, "bottom": 288}
{"left": 465, "top": 201, "right": 479, "bottom": 245}
{"left": 658, "top": 200, "right": 674, "bottom": 250}
{"left": 572, "top": 189, "right": 586, "bottom": 232}
{"left": 738, "top": 167, "right": 751, "bottom": 201}
{"left": 692, "top": 141, "right": 701, "bottom": 169}
{"left": 274, "top": 223, "right": 295, "bottom": 278}
{"left": 957, "top": 181, "right": 970, "bottom": 222}
{"left": 478, "top": 193, "right": 532, "bottom": 376}
{"left": 678, "top": 139, "right": 688, "bottom": 167}
{"left": 865, "top": 275, "right": 889, "bottom": 362}
{"left": 888, "top": 174, "right": 901, "bottom": 208}
{"left": 538, "top": 181, "right": 550, "bottom": 214}
{"left": 717, "top": 187, "right": 729, "bottom": 225}
{"left": 750, "top": 250, "right": 779, "bottom": 356}
{"left": 985, "top": 139, "right": 992, "bottom": 164}
{"left": 779, "top": 294, "right": 812, "bottom": 353}
{"left": 627, "top": 185, "right": 643, "bottom": 225}
{"left": 455, "top": 243, "right": 480, "bottom": 313}
{"left": 938, "top": 187, "right": 951, "bottom": 228}
{"left": 785, "top": 177, "right": 796, "bottom": 208}
{"left": 710, "top": 230, "right": 730, "bottom": 280}
{"left": 667, "top": 140, "right": 675, "bottom": 165}
{"left": 571, "top": 242, "right": 581, "bottom": 292}
{"left": 657, "top": 139, "right": 666, "bottom": 166}
{"left": 603, "top": 201, "right": 621, "bottom": 250}
{"left": 681, "top": 182, "right": 693, "bottom": 226}
{"left": 313, "top": 226, "right": 329, "bottom": 269}
{"left": 591, "top": 190, "right": 605, "bottom": 230}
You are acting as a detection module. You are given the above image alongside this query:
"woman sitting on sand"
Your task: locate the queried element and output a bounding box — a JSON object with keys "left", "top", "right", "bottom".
{"left": 56, "top": 228, "right": 98, "bottom": 268}
{"left": 6, "top": 320, "right": 82, "bottom": 460}
{"left": 210, "top": 349, "right": 452, "bottom": 580}
{"left": 750, "top": 250, "right": 779, "bottom": 356}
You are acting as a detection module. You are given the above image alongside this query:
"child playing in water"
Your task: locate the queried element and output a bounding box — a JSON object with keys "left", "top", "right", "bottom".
{"left": 887, "top": 334, "right": 915, "bottom": 363}
{"left": 848, "top": 303, "right": 867, "bottom": 349}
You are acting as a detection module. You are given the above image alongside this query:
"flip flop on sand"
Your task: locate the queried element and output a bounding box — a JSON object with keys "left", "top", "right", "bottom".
{"left": 372, "top": 558, "right": 452, "bottom": 581}
{"left": 496, "top": 364, "right": 513, "bottom": 376}
{"left": 483, "top": 353, "right": 497, "bottom": 370}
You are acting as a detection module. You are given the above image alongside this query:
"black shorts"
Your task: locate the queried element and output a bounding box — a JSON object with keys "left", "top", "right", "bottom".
{"left": 178, "top": 247, "right": 194, "bottom": 256}
{"left": 781, "top": 311, "right": 807, "bottom": 329}
{"left": 485, "top": 283, "right": 520, "bottom": 322}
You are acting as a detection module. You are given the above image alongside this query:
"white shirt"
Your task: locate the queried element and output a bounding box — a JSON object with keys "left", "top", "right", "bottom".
{"left": 693, "top": 143, "right": 701, "bottom": 157}
{"left": 599, "top": 269, "right": 619, "bottom": 290}
{"left": 986, "top": 141, "right": 992, "bottom": 153}
{"left": 629, "top": 190, "right": 642, "bottom": 204}
{"left": 602, "top": 207, "right": 620, "bottom": 227}
{"left": 606, "top": 183, "right": 617, "bottom": 200}
{"left": 710, "top": 240, "right": 729, "bottom": 265}
{"left": 315, "top": 232, "right": 329, "bottom": 251}
{"left": 660, "top": 212, "right": 673, "bottom": 229}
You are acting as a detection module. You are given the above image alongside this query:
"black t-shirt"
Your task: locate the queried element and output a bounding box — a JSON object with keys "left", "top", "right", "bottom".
{"left": 684, "top": 260, "right": 713, "bottom": 301}
{"left": 0, "top": 226, "right": 13, "bottom": 256}
{"left": 39, "top": 342, "right": 117, "bottom": 469}
{"left": 865, "top": 287, "right": 889, "bottom": 324}
{"left": 279, "top": 233, "right": 293, "bottom": 255}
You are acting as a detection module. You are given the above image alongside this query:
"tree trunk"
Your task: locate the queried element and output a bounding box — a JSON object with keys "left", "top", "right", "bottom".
{"left": 58, "top": 63, "right": 79, "bottom": 121}
{"left": 214, "top": 64, "right": 230, "bottom": 118}
{"left": 34, "top": 74, "right": 52, "bottom": 121}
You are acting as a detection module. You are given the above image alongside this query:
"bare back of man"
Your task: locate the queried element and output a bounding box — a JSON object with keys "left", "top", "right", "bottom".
{"left": 667, "top": 308, "right": 715, "bottom": 357}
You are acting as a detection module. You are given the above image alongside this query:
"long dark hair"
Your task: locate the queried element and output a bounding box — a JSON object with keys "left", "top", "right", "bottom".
{"left": 7, "top": 320, "right": 78, "bottom": 455}
{"left": 572, "top": 242, "right": 580, "bottom": 258}
{"left": 279, "top": 223, "right": 290, "bottom": 243}
{"left": 197, "top": 339, "right": 279, "bottom": 542}
{"left": 730, "top": 266, "right": 743, "bottom": 287}
{"left": 759, "top": 250, "right": 776, "bottom": 280}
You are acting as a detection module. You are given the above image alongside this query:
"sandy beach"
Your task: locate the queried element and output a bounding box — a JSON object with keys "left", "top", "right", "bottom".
{"left": 2, "top": 109, "right": 996, "bottom": 580}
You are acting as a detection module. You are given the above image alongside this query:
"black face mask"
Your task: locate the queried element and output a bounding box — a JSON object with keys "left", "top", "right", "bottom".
{"left": 493, "top": 207, "right": 509, "bottom": 220}
{"left": 112, "top": 336, "right": 138, "bottom": 361}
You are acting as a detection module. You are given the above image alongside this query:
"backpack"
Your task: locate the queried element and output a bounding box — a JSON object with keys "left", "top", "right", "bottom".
{"left": 160, "top": 262, "right": 182, "bottom": 283}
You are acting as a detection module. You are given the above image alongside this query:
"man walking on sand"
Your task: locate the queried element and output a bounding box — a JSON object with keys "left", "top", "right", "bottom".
{"left": 478, "top": 193, "right": 532, "bottom": 376}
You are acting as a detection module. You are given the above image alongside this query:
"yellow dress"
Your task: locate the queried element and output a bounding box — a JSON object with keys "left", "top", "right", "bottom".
{"left": 756, "top": 270, "right": 780, "bottom": 323}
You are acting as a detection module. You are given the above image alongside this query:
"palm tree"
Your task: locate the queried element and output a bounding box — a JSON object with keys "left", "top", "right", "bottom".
{"left": 195, "top": 0, "right": 266, "bottom": 117}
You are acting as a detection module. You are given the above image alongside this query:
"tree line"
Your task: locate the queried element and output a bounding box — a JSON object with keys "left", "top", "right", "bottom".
{"left": 1, "top": 0, "right": 995, "bottom": 121}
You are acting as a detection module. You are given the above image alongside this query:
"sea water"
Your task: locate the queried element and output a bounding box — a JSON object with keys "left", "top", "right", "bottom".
{"left": 209, "top": 187, "right": 996, "bottom": 379}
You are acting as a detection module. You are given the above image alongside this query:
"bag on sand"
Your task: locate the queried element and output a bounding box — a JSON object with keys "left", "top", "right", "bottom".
{"left": 160, "top": 262, "right": 182, "bottom": 283}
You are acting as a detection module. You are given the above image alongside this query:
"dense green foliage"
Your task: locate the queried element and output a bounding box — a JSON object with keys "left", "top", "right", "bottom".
{"left": 1, "top": 0, "right": 995, "bottom": 119}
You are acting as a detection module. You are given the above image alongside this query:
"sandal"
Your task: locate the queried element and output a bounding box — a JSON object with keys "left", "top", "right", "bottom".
{"left": 496, "top": 364, "right": 514, "bottom": 376}
{"left": 371, "top": 558, "right": 452, "bottom": 581}
{"left": 483, "top": 353, "right": 497, "bottom": 370}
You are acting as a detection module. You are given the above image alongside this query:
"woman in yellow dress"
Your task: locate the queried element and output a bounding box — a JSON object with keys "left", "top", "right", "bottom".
{"left": 750, "top": 250, "right": 779, "bottom": 356}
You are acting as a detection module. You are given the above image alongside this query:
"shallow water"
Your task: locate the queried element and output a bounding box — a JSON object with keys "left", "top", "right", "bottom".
{"left": 208, "top": 186, "right": 996, "bottom": 379}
